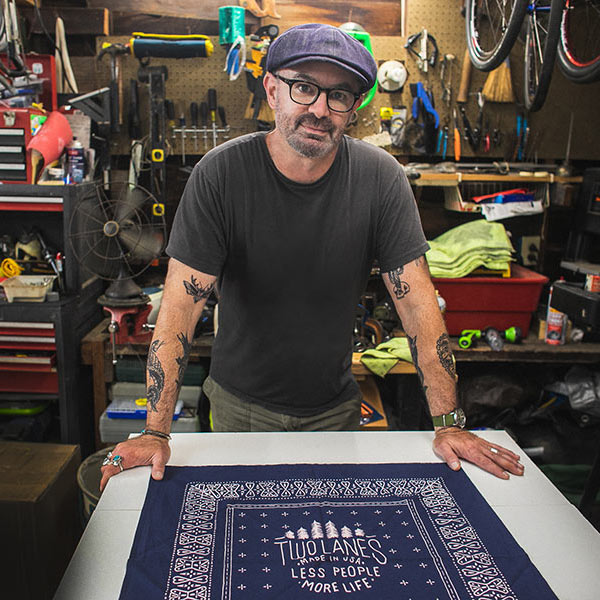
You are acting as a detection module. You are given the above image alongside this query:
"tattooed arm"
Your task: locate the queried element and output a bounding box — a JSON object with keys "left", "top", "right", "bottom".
{"left": 382, "top": 256, "right": 523, "bottom": 480}
{"left": 101, "top": 258, "right": 216, "bottom": 490}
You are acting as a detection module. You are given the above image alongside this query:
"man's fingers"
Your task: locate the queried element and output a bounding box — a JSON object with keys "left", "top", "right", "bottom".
{"left": 433, "top": 443, "right": 461, "bottom": 471}
{"left": 485, "top": 445, "right": 524, "bottom": 475}
{"left": 151, "top": 455, "right": 167, "bottom": 480}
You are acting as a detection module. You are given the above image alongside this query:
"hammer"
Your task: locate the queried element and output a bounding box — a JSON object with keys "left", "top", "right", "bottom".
{"left": 98, "top": 42, "right": 130, "bottom": 133}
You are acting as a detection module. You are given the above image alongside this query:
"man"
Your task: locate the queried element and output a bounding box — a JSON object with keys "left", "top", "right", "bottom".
{"left": 100, "top": 23, "right": 523, "bottom": 491}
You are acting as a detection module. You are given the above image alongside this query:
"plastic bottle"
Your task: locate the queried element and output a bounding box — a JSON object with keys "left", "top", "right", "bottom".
{"left": 545, "top": 279, "right": 567, "bottom": 345}
{"left": 66, "top": 137, "right": 85, "bottom": 184}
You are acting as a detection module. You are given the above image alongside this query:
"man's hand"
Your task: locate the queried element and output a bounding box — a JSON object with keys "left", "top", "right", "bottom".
{"left": 433, "top": 428, "right": 524, "bottom": 479}
{"left": 100, "top": 435, "right": 171, "bottom": 492}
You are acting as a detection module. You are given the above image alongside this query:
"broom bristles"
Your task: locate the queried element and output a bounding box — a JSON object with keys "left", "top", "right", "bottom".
{"left": 482, "top": 58, "right": 514, "bottom": 103}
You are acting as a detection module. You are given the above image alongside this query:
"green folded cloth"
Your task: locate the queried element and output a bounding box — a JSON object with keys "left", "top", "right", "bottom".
{"left": 426, "top": 220, "right": 514, "bottom": 278}
{"left": 360, "top": 337, "right": 413, "bottom": 377}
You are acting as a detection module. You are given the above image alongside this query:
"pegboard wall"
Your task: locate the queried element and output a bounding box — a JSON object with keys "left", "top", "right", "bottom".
{"left": 78, "top": 0, "right": 600, "bottom": 162}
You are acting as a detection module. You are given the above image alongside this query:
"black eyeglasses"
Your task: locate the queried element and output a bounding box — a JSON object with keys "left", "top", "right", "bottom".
{"left": 276, "top": 75, "right": 360, "bottom": 113}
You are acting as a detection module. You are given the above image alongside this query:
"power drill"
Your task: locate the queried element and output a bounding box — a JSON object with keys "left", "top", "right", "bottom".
{"left": 459, "top": 326, "right": 522, "bottom": 351}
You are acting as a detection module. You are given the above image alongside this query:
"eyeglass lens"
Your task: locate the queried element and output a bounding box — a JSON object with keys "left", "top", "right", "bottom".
{"left": 290, "top": 81, "right": 355, "bottom": 112}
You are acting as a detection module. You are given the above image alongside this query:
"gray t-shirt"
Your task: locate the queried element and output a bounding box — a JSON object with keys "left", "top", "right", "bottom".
{"left": 166, "top": 132, "right": 429, "bottom": 416}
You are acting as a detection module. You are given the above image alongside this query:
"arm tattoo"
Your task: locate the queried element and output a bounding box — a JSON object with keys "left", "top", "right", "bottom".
{"left": 183, "top": 275, "right": 214, "bottom": 303}
{"left": 407, "top": 333, "right": 428, "bottom": 394}
{"left": 147, "top": 339, "right": 165, "bottom": 412}
{"left": 386, "top": 266, "right": 411, "bottom": 300}
{"left": 175, "top": 332, "right": 191, "bottom": 390}
{"left": 436, "top": 333, "right": 456, "bottom": 379}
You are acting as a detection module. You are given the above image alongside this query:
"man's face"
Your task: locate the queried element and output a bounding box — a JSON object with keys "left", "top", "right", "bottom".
{"left": 269, "top": 61, "right": 362, "bottom": 159}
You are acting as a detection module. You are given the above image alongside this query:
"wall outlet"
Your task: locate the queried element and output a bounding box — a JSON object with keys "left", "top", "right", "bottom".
{"left": 518, "top": 235, "right": 541, "bottom": 266}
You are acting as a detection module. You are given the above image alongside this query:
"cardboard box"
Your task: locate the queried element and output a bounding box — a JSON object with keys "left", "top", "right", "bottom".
{"left": 0, "top": 441, "right": 81, "bottom": 600}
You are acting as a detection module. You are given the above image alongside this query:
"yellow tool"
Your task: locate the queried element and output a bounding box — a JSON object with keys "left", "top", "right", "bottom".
{"left": 1, "top": 258, "right": 23, "bottom": 277}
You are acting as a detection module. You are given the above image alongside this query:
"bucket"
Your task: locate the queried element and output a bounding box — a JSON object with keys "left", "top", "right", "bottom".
{"left": 77, "top": 445, "right": 114, "bottom": 523}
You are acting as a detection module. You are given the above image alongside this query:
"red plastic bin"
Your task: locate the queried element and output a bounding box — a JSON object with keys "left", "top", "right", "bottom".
{"left": 432, "top": 264, "right": 549, "bottom": 336}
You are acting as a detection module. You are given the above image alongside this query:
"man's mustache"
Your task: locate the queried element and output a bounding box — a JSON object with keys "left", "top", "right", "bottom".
{"left": 295, "top": 114, "right": 334, "bottom": 132}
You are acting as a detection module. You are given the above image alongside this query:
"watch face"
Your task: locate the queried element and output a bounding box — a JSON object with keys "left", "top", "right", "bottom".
{"left": 455, "top": 408, "right": 466, "bottom": 428}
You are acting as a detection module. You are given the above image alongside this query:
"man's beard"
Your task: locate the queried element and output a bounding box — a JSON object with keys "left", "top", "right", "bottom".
{"left": 276, "top": 105, "right": 348, "bottom": 158}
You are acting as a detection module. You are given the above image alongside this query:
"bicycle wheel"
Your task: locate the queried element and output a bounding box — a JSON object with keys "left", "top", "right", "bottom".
{"left": 558, "top": 0, "right": 600, "bottom": 83}
{"left": 523, "top": 0, "right": 563, "bottom": 111}
{"left": 466, "top": 0, "right": 529, "bottom": 71}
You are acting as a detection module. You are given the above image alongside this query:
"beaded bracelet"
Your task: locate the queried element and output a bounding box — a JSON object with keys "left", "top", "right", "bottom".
{"left": 140, "top": 428, "right": 171, "bottom": 441}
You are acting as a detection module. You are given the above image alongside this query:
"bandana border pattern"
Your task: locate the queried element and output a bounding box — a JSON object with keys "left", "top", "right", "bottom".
{"left": 165, "top": 476, "right": 515, "bottom": 600}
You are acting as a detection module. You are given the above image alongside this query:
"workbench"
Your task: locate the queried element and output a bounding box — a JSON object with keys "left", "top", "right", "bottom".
{"left": 82, "top": 321, "right": 600, "bottom": 449}
{"left": 54, "top": 431, "right": 600, "bottom": 600}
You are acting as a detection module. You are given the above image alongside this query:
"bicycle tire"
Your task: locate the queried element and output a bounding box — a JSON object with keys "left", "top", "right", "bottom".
{"left": 523, "top": 0, "right": 564, "bottom": 111}
{"left": 466, "top": 0, "right": 529, "bottom": 71}
{"left": 558, "top": 0, "right": 600, "bottom": 83}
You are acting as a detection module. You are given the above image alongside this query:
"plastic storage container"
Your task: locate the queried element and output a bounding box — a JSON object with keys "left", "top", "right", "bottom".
{"left": 1, "top": 275, "right": 56, "bottom": 302}
{"left": 432, "top": 264, "right": 548, "bottom": 336}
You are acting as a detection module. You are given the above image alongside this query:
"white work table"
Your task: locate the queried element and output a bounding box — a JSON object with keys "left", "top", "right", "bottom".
{"left": 55, "top": 431, "right": 600, "bottom": 600}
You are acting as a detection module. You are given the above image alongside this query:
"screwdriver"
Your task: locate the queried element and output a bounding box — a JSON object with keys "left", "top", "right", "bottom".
{"left": 179, "top": 110, "right": 186, "bottom": 165}
{"left": 208, "top": 88, "right": 218, "bottom": 147}
{"left": 218, "top": 105, "right": 228, "bottom": 140}
{"left": 190, "top": 101, "right": 199, "bottom": 153}
{"left": 200, "top": 101, "right": 208, "bottom": 150}
{"left": 164, "top": 99, "right": 175, "bottom": 132}
{"left": 453, "top": 107, "right": 461, "bottom": 162}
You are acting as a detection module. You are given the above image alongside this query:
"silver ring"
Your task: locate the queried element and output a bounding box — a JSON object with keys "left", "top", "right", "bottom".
{"left": 489, "top": 447, "right": 499, "bottom": 455}
{"left": 102, "top": 451, "right": 124, "bottom": 471}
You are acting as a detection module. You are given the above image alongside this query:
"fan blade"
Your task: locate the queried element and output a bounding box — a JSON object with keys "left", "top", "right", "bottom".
{"left": 114, "top": 185, "right": 148, "bottom": 222}
{"left": 117, "top": 224, "right": 164, "bottom": 263}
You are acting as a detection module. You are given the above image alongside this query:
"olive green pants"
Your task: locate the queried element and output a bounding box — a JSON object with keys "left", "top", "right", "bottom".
{"left": 204, "top": 376, "right": 361, "bottom": 432}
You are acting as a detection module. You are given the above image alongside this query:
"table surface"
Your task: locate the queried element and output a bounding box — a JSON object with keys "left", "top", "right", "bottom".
{"left": 55, "top": 431, "right": 600, "bottom": 600}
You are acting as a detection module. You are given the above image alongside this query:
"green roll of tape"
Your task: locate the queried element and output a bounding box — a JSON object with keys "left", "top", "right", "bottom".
{"left": 219, "top": 6, "right": 246, "bottom": 46}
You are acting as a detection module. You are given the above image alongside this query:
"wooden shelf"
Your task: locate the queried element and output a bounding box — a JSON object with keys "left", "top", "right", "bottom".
{"left": 411, "top": 171, "right": 583, "bottom": 186}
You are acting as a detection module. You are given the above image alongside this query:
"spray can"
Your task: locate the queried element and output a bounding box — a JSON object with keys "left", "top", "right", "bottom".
{"left": 66, "top": 137, "right": 85, "bottom": 184}
{"left": 545, "top": 280, "right": 567, "bottom": 345}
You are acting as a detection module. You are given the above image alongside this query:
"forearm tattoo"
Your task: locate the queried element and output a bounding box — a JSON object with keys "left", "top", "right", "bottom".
{"left": 407, "top": 333, "right": 428, "bottom": 394}
{"left": 183, "top": 275, "right": 214, "bottom": 303}
{"left": 147, "top": 339, "right": 166, "bottom": 411}
{"left": 175, "top": 332, "right": 191, "bottom": 390}
{"left": 386, "top": 265, "right": 411, "bottom": 299}
{"left": 436, "top": 333, "right": 456, "bottom": 379}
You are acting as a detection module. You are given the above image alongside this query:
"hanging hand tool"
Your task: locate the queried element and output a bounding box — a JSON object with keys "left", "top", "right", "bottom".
{"left": 459, "top": 105, "right": 478, "bottom": 153}
{"left": 190, "top": 102, "right": 199, "bottom": 153}
{"left": 436, "top": 119, "right": 449, "bottom": 160}
{"left": 179, "top": 110, "right": 186, "bottom": 164}
{"left": 218, "top": 106, "right": 229, "bottom": 140}
{"left": 453, "top": 108, "right": 461, "bottom": 161}
{"left": 457, "top": 48, "right": 472, "bottom": 104}
{"left": 98, "top": 42, "right": 130, "bottom": 132}
{"left": 164, "top": 99, "right": 176, "bottom": 135}
{"left": 405, "top": 29, "right": 438, "bottom": 73}
{"left": 472, "top": 90, "right": 485, "bottom": 150}
{"left": 208, "top": 88, "right": 218, "bottom": 147}
{"left": 440, "top": 53, "right": 455, "bottom": 107}
{"left": 410, "top": 82, "right": 439, "bottom": 155}
{"left": 200, "top": 101, "right": 209, "bottom": 150}
{"left": 128, "top": 79, "right": 141, "bottom": 140}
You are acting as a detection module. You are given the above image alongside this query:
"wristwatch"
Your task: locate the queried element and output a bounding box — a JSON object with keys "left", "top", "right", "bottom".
{"left": 432, "top": 408, "right": 466, "bottom": 429}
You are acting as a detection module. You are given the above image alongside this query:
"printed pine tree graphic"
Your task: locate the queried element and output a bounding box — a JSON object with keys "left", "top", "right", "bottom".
{"left": 355, "top": 528, "right": 365, "bottom": 537}
{"left": 341, "top": 526, "right": 353, "bottom": 538}
{"left": 297, "top": 527, "right": 309, "bottom": 540}
{"left": 325, "top": 521, "right": 339, "bottom": 538}
{"left": 285, "top": 530, "right": 295, "bottom": 539}
{"left": 311, "top": 521, "right": 324, "bottom": 539}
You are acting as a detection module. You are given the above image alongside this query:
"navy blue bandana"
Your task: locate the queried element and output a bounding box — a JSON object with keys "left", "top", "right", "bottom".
{"left": 119, "top": 463, "right": 557, "bottom": 599}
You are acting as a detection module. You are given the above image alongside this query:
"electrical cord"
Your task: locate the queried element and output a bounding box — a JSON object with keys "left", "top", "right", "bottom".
{"left": 33, "top": 0, "right": 77, "bottom": 93}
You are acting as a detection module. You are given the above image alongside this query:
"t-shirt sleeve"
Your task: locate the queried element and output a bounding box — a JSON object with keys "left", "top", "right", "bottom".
{"left": 375, "top": 163, "right": 429, "bottom": 272}
{"left": 165, "top": 157, "right": 227, "bottom": 276}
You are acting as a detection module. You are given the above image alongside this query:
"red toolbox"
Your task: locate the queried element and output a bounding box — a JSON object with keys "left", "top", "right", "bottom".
{"left": 432, "top": 264, "right": 549, "bottom": 336}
